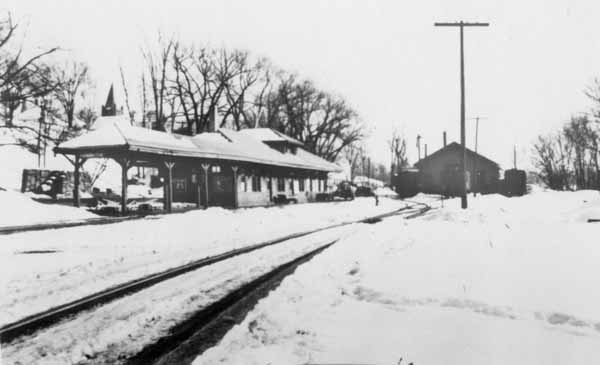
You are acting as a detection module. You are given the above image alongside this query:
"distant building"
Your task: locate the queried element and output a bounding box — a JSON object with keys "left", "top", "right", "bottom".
{"left": 414, "top": 142, "right": 500, "bottom": 196}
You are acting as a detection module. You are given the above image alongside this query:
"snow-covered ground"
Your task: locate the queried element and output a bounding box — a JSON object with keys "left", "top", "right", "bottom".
{"left": 0, "top": 197, "right": 407, "bottom": 327}
{"left": 0, "top": 190, "right": 96, "bottom": 227}
{"left": 1, "top": 226, "right": 354, "bottom": 364}
{"left": 196, "top": 190, "right": 600, "bottom": 365}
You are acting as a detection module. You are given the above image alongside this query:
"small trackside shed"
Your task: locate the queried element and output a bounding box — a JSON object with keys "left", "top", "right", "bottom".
{"left": 54, "top": 116, "right": 341, "bottom": 214}
{"left": 414, "top": 142, "right": 500, "bottom": 196}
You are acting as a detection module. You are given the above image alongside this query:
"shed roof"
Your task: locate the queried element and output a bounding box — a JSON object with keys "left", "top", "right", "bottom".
{"left": 414, "top": 142, "right": 500, "bottom": 169}
{"left": 55, "top": 117, "right": 340, "bottom": 172}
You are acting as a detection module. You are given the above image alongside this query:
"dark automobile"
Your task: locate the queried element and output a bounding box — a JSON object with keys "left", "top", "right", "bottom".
{"left": 332, "top": 181, "right": 355, "bottom": 200}
{"left": 354, "top": 186, "right": 374, "bottom": 197}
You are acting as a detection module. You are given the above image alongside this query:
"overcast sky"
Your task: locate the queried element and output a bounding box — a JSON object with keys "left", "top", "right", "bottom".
{"left": 4, "top": 0, "right": 600, "bottom": 169}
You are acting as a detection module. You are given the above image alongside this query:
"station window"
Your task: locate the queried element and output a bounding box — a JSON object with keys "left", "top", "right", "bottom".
{"left": 240, "top": 176, "right": 247, "bottom": 192}
{"left": 252, "top": 175, "right": 261, "bottom": 192}
{"left": 277, "top": 177, "right": 285, "bottom": 191}
{"left": 211, "top": 165, "right": 221, "bottom": 173}
{"left": 299, "top": 178, "right": 305, "bottom": 192}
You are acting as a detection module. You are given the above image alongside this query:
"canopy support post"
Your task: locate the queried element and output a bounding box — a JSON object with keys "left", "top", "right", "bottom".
{"left": 201, "top": 163, "right": 210, "bottom": 209}
{"left": 117, "top": 157, "right": 132, "bottom": 216}
{"left": 231, "top": 166, "right": 239, "bottom": 208}
{"left": 73, "top": 155, "right": 82, "bottom": 207}
{"left": 164, "top": 161, "right": 175, "bottom": 213}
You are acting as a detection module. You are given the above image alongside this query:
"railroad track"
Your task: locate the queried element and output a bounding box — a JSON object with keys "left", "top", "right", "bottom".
{"left": 128, "top": 240, "right": 338, "bottom": 365}
{"left": 0, "top": 215, "right": 150, "bottom": 235}
{"left": 0, "top": 200, "right": 432, "bottom": 349}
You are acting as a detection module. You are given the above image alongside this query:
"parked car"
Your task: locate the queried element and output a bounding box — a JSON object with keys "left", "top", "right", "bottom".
{"left": 355, "top": 186, "right": 375, "bottom": 197}
{"left": 332, "top": 181, "right": 355, "bottom": 200}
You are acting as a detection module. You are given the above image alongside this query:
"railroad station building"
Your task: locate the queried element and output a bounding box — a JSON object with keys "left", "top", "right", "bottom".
{"left": 414, "top": 142, "right": 500, "bottom": 196}
{"left": 54, "top": 116, "right": 340, "bottom": 214}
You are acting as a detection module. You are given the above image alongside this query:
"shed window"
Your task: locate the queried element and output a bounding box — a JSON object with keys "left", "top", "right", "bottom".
{"left": 252, "top": 175, "right": 261, "bottom": 192}
{"left": 299, "top": 178, "right": 305, "bottom": 192}
{"left": 277, "top": 177, "right": 285, "bottom": 191}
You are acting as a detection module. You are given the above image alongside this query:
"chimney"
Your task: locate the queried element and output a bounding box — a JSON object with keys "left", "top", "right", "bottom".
{"left": 208, "top": 106, "right": 217, "bottom": 132}
{"left": 425, "top": 144, "right": 428, "bottom": 157}
{"left": 443, "top": 131, "right": 447, "bottom": 147}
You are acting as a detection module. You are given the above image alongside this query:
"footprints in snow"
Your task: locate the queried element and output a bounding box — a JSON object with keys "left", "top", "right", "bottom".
{"left": 351, "top": 285, "right": 600, "bottom": 336}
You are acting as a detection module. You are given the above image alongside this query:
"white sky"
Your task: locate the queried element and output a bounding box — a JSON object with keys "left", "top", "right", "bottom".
{"left": 4, "top": 0, "right": 600, "bottom": 169}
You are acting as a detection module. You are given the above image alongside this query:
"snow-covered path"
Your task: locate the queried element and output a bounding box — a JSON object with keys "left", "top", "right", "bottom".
{"left": 196, "top": 190, "right": 600, "bottom": 365}
{"left": 0, "top": 197, "right": 407, "bottom": 326}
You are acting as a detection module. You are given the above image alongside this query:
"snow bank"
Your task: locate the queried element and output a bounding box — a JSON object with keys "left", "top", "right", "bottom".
{"left": 197, "top": 190, "right": 600, "bottom": 365}
{"left": 0, "top": 190, "right": 96, "bottom": 226}
{"left": 427, "top": 190, "right": 600, "bottom": 224}
{"left": 373, "top": 186, "right": 397, "bottom": 197}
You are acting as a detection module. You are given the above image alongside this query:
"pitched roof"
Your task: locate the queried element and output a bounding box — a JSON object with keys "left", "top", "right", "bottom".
{"left": 414, "top": 142, "right": 500, "bottom": 169}
{"left": 239, "top": 128, "right": 304, "bottom": 146}
{"left": 55, "top": 117, "right": 340, "bottom": 172}
{"left": 105, "top": 84, "right": 115, "bottom": 107}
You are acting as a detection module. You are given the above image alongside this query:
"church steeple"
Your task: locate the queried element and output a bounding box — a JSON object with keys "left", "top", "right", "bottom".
{"left": 101, "top": 84, "right": 117, "bottom": 116}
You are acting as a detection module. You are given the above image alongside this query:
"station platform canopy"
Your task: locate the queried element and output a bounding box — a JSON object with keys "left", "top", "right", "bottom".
{"left": 55, "top": 116, "right": 341, "bottom": 173}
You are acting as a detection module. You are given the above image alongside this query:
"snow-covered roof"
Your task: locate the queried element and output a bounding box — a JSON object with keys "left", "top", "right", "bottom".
{"left": 239, "top": 128, "right": 304, "bottom": 147}
{"left": 354, "top": 175, "right": 385, "bottom": 187}
{"left": 414, "top": 142, "right": 500, "bottom": 169}
{"left": 55, "top": 117, "right": 340, "bottom": 172}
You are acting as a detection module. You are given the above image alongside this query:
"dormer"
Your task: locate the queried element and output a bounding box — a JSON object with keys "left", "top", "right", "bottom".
{"left": 239, "top": 128, "right": 303, "bottom": 155}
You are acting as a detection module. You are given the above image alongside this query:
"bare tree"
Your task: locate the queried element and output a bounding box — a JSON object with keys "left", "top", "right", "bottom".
{"left": 1, "top": 13, "right": 58, "bottom": 126}
{"left": 388, "top": 129, "right": 408, "bottom": 177}
{"left": 140, "top": 72, "right": 149, "bottom": 128}
{"left": 343, "top": 143, "right": 365, "bottom": 181}
{"left": 142, "top": 33, "right": 175, "bottom": 131}
{"left": 533, "top": 133, "right": 573, "bottom": 190}
{"left": 52, "top": 61, "right": 90, "bottom": 129}
{"left": 170, "top": 45, "right": 234, "bottom": 134}
{"left": 221, "top": 52, "right": 266, "bottom": 130}
{"left": 245, "top": 61, "right": 276, "bottom": 128}
{"left": 563, "top": 115, "right": 599, "bottom": 189}
{"left": 133, "top": 37, "right": 366, "bottom": 157}
{"left": 119, "top": 66, "right": 135, "bottom": 123}
{"left": 265, "top": 74, "right": 364, "bottom": 161}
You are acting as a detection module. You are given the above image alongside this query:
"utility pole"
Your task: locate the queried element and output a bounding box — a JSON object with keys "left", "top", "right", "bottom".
{"left": 469, "top": 116, "right": 487, "bottom": 154}
{"left": 469, "top": 116, "right": 486, "bottom": 194}
{"left": 435, "top": 21, "right": 489, "bottom": 209}
{"left": 513, "top": 145, "right": 517, "bottom": 169}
